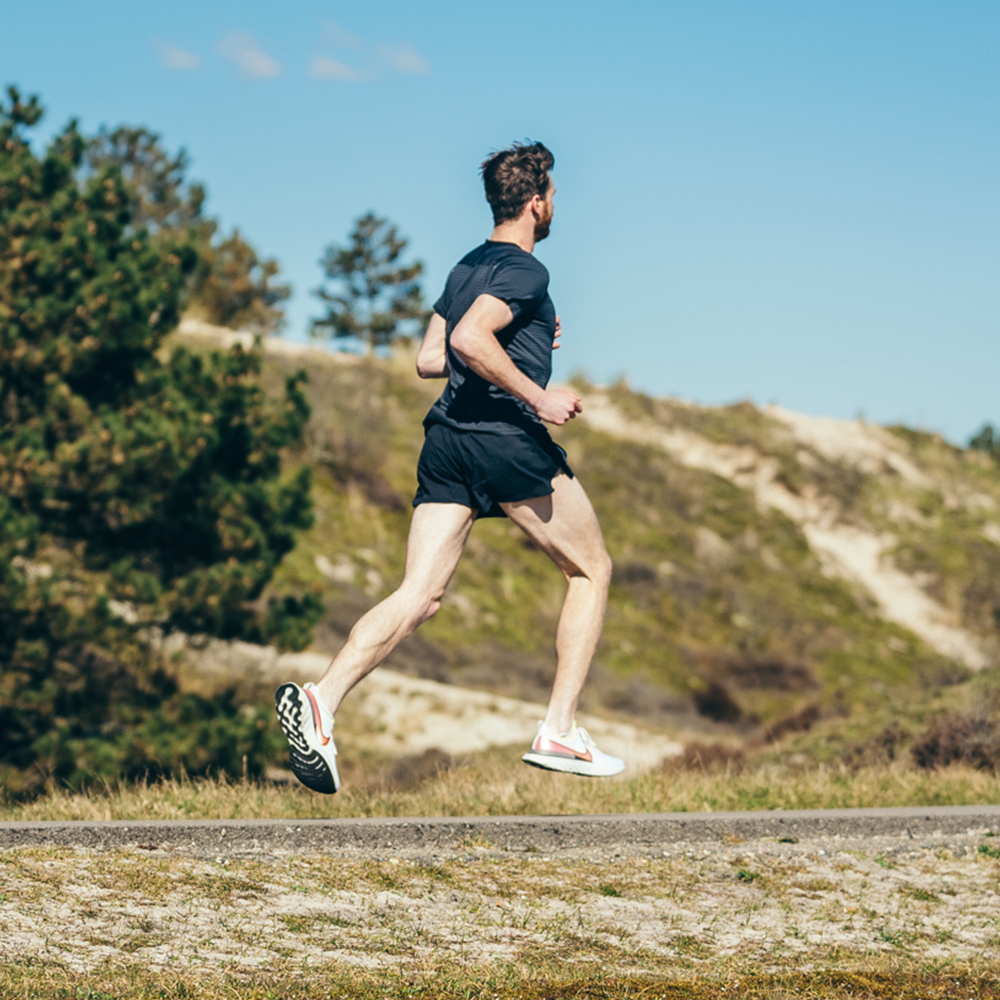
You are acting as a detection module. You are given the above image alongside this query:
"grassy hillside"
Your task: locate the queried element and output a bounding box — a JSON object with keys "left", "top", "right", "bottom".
{"left": 161, "top": 328, "right": 1000, "bottom": 756}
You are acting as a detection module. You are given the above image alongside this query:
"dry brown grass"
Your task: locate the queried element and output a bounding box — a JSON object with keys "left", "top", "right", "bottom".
{"left": 4, "top": 754, "right": 1000, "bottom": 822}
{"left": 0, "top": 962, "right": 998, "bottom": 999}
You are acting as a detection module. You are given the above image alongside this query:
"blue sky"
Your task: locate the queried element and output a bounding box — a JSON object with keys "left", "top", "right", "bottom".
{"left": 2, "top": 1, "right": 998, "bottom": 440}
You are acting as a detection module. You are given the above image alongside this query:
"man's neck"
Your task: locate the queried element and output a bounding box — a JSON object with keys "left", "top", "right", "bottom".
{"left": 489, "top": 218, "right": 536, "bottom": 254}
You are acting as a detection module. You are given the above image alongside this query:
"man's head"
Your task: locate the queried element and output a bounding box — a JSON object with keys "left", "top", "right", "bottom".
{"left": 481, "top": 141, "right": 555, "bottom": 240}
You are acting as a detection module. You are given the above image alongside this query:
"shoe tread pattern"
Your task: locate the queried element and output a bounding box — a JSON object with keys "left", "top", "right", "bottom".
{"left": 275, "top": 684, "right": 339, "bottom": 794}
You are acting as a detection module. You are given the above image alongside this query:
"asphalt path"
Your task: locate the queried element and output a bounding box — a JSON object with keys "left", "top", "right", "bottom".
{"left": 2, "top": 805, "right": 999, "bottom": 858}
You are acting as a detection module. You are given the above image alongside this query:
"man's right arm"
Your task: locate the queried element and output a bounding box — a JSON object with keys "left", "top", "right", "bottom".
{"left": 449, "top": 294, "right": 582, "bottom": 425}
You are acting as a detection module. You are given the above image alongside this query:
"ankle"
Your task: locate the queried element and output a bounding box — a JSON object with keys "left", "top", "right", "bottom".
{"left": 305, "top": 682, "right": 336, "bottom": 721}
{"left": 544, "top": 716, "right": 574, "bottom": 738}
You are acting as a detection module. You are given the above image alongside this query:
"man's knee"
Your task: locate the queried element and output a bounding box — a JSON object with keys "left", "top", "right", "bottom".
{"left": 565, "top": 547, "right": 612, "bottom": 587}
{"left": 593, "top": 548, "right": 613, "bottom": 588}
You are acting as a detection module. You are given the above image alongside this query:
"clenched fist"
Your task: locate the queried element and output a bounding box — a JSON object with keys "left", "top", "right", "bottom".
{"left": 533, "top": 387, "right": 582, "bottom": 426}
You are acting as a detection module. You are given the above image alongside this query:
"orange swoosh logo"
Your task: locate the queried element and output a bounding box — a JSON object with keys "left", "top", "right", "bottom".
{"left": 544, "top": 739, "right": 592, "bottom": 762}
{"left": 304, "top": 688, "right": 330, "bottom": 745}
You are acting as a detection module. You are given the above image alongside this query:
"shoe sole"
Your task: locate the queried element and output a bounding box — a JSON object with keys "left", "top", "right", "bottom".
{"left": 521, "top": 751, "right": 625, "bottom": 777}
{"left": 275, "top": 683, "right": 340, "bottom": 794}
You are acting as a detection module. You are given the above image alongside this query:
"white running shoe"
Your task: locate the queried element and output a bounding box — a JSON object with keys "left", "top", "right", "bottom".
{"left": 522, "top": 721, "right": 626, "bottom": 777}
{"left": 274, "top": 681, "right": 340, "bottom": 794}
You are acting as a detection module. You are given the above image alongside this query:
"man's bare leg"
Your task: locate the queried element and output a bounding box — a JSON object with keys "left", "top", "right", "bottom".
{"left": 312, "top": 502, "right": 475, "bottom": 714}
{"left": 501, "top": 473, "right": 612, "bottom": 734}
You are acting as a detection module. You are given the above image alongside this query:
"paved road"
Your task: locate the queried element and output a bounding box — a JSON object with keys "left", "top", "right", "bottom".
{"left": 2, "top": 805, "right": 999, "bottom": 858}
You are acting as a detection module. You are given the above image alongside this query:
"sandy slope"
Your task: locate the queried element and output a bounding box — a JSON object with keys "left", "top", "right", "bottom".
{"left": 578, "top": 393, "right": 992, "bottom": 671}
{"left": 177, "top": 639, "right": 682, "bottom": 769}
{"left": 283, "top": 652, "right": 683, "bottom": 769}
{"left": 177, "top": 318, "right": 994, "bottom": 670}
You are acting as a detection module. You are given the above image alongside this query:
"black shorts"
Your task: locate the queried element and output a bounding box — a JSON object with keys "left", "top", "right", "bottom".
{"left": 413, "top": 422, "right": 573, "bottom": 519}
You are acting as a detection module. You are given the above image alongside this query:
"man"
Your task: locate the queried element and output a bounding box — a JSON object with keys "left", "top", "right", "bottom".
{"left": 275, "top": 141, "right": 623, "bottom": 794}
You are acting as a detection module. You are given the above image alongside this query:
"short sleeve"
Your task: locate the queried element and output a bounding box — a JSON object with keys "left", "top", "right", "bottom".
{"left": 486, "top": 257, "right": 548, "bottom": 320}
{"left": 433, "top": 266, "right": 456, "bottom": 318}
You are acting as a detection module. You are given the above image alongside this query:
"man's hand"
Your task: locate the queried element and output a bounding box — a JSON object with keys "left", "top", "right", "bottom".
{"left": 553, "top": 315, "right": 562, "bottom": 350}
{"left": 533, "top": 387, "right": 582, "bottom": 425}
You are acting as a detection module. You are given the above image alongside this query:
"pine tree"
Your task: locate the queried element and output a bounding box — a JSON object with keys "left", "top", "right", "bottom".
{"left": 0, "top": 89, "right": 316, "bottom": 794}
{"left": 970, "top": 424, "right": 999, "bottom": 461}
{"left": 84, "top": 125, "right": 207, "bottom": 238}
{"left": 86, "top": 126, "right": 291, "bottom": 334}
{"left": 188, "top": 228, "right": 291, "bottom": 335}
{"left": 312, "top": 212, "right": 426, "bottom": 354}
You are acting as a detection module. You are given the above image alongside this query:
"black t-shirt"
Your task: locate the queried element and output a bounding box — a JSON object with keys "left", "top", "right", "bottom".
{"left": 424, "top": 240, "right": 556, "bottom": 435}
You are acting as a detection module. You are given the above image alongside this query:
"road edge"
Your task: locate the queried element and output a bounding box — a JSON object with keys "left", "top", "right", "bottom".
{"left": 2, "top": 805, "right": 999, "bottom": 856}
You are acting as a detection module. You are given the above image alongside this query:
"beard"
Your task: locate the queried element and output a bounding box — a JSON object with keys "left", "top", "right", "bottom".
{"left": 534, "top": 201, "right": 553, "bottom": 242}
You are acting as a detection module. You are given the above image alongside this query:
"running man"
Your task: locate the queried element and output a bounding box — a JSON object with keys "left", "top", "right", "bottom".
{"left": 275, "top": 141, "right": 623, "bottom": 793}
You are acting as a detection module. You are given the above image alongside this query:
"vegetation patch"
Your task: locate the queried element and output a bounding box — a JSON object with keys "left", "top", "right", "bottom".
{"left": 910, "top": 708, "right": 1000, "bottom": 773}
{"left": 0, "top": 90, "right": 316, "bottom": 797}
{"left": 2, "top": 846, "right": 1000, "bottom": 991}
{"left": 0, "top": 958, "right": 998, "bottom": 999}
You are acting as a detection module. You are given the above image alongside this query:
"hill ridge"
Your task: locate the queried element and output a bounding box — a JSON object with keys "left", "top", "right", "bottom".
{"left": 172, "top": 319, "right": 1000, "bottom": 741}
{"left": 578, "top": 392, "right": 991, "bottom": 670}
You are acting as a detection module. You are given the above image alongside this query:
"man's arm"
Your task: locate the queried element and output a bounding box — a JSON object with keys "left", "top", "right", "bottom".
{"left": 415, "top": 312, "right": 449, "bottom": 378}
{"left": 449, "top": 294, "right": 582, "bottom": 425}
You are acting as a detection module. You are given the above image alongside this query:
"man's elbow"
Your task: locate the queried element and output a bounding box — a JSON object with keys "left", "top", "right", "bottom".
{"left": 415, "top": 349, "right": 447, "bottom": 378}
{"left": 449, "top": 326, "right": 477, "bottom": 361}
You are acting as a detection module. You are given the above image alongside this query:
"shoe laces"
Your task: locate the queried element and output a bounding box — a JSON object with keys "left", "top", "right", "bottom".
{"left": 575, "top": 726, "right": 597, "bottom": 749}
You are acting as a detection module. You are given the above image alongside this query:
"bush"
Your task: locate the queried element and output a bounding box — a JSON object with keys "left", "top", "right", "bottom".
{"left": 910, "top": 711, "right": 1000, "bottom": 773}
{"left": 0, "top": 88, "right": 317, "bottom": 794}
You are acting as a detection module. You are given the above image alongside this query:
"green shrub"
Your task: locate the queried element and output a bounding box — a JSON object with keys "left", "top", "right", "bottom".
{"left": 0, "top": 88, "right": 316, "bottom": 795}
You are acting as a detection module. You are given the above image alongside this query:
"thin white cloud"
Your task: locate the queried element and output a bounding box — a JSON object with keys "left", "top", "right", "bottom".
{"left": 323, "top": 20, "right": 363, "bottom": 50}
{"left": 378, "top": 43, "right": 429, "bottom": 76}
{"left": 156, "top": 41, "right": 200, "bottom": 71}
{"left": 217, "top": 31, "right": 281, "bottom": 80}
{"left": 309, "top": 20, "right": 429, "bottom": 83}
{"left": 308, "top": 56, "right": 363, "bottom": 82}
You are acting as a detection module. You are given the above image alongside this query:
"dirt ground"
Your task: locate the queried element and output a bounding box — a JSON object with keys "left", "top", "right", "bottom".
{"left": 2, "top": 835, "right": 999, "bottom": 977}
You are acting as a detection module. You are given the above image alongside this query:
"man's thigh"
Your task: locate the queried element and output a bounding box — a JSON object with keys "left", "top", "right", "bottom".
{"left": 499, "top": 473, "right": 608, "bottom": 578}
{"left": 402, "top": 502, "right": 476, "bottom": 592}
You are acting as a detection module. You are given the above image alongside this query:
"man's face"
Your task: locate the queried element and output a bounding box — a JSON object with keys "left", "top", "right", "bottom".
{"left": 533, "top": 175, "right": 555, "bottom": 242}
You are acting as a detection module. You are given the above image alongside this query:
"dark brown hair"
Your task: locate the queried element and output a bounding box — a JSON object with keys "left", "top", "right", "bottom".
{"left": 480, "top": 141, "right": 554, "bottom": 225}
